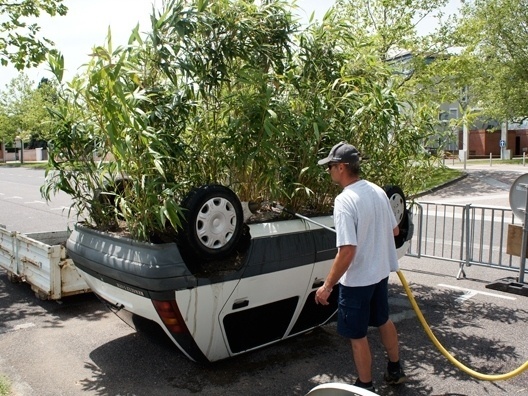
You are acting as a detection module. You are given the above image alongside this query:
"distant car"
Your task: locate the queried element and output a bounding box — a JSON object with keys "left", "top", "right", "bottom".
{"left": 67, "top": 185, "right": 412, "bottom": 362}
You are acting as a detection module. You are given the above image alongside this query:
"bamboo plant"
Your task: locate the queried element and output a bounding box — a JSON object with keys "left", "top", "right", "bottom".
{"left": 42, "top": 0, "right": 437, "bottom": 242}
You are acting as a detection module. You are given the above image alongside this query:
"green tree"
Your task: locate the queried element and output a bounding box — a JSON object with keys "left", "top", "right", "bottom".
{"left": 456, "top": 0, "right": 528, "bottom": 123}
{"left": 0, "top": 0, "right": 67, "bottom": 70}
{"left": 328, "top": 0, "right": 464, "bottom": 187}
{"left": 0, "top": 74, "right": 57, "bottom": 145}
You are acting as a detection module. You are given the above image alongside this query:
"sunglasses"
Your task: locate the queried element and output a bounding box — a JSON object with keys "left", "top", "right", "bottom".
{"left": 327, "top": 162, "right": 348, "bottom": 170}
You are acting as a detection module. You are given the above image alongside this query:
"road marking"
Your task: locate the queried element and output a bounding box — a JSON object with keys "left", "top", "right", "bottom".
{"left": 5, "top": 196, "right": 23, "bottom": 200}
{"left": 50, "top": 206, "right": 70, "bottom": 211}
{"left": 438, "top": 284, "right": 516, "bottom": 300}
{"left": 24, "top": 201, "right": 46, "bottom": 205}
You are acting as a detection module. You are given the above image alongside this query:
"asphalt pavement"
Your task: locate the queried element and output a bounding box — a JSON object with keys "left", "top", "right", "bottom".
{"left": 0, "top": 163, "right": 527, "bottom": 395}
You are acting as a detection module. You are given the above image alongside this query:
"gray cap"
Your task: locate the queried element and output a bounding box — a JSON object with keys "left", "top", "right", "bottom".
{"left": 318, "top": 142, "right": 360, "bottom": 165}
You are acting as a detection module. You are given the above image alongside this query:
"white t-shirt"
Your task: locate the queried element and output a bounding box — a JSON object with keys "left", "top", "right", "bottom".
{"left": 334, "top": 180, "right": 399, "bottom": 287}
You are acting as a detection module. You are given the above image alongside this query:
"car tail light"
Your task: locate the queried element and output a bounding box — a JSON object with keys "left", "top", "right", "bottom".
{"left": 152, "top": 300, "right": 189, "bottom": 334}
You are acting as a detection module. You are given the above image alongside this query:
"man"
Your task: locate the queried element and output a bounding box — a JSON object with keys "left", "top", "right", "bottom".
{"left": 315, "top": 142, "right": 407, "bottom": 392}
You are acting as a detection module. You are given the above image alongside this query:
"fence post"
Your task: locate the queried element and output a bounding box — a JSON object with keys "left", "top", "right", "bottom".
{"left": 458, "top": 204, "right": 472, "bottom": 279}
{"left": 519, "top": 187, "right": 528, "bottom": 284}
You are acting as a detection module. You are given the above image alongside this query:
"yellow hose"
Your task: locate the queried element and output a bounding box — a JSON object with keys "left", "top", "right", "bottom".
{"left": 396, "top": 270, "right": 528, "bottom": 381}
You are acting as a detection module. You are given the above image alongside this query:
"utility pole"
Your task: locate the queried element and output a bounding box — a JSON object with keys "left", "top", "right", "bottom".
{"left": 500, "top": 121, "right": 508, "bottom": 160}
{"left": 460, "top": 86, "right": 469, "bottom": 170}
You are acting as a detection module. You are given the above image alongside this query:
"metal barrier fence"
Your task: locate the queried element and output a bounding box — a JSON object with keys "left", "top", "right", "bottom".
{"left": 407, "top": 201, "right": 526, "bottom": 279}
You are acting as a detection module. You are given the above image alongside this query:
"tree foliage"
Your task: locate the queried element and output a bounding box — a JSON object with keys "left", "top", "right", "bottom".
{"left": 456, "top": 0, "right": 528, "bottom": 122}
{"left": 0, "top": 0, "right": 67, "bottom": 70}
{"left": 333, "top": 0, "right": 464, "bottom": 181}
{"left": 0, "top": 74, "right": 57, "bottom": 145}
{"left": 43, "top": 0, "right": 441, "bottom": 241}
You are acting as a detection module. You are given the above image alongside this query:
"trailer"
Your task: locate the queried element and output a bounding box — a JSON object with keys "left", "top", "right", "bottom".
{"left": 0, "top": 226, "right": 90, "bottom": 300}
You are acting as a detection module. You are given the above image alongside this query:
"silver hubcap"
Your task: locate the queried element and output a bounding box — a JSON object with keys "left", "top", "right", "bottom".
{"left": 195, "top": 197, "right": 237, "bottom": 249}
{"left": 389, "top": 193, "right": 405, "bottom": 224}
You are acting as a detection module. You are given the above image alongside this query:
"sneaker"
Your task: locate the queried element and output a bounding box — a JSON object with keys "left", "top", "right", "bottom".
{"left": 353, "top": 378, "right": 377, "bottom": 392}
{"left": 384, "top": 366, "right": 407, "bottom": 385}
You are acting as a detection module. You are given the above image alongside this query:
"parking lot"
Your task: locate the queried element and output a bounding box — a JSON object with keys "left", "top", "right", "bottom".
{"left": 0, "top": 165, "right": 527, "bottom": 395}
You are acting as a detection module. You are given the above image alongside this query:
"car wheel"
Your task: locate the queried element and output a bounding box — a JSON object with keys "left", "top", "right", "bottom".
{"left": 384, "top": 185, "right": 406, "bottom": 227}
{"left": 384, "top": 185, "right": 410, "bottom": 249}
{"left": 179, "top": 184, "right": 244, "bottom": 262}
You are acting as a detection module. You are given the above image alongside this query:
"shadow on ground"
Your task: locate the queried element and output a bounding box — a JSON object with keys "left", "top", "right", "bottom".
{"left": 75, "top": 283, "right": 527, "bottom": 395}
{"left": 0, "top": 271, "right": 108, "bottom": 334}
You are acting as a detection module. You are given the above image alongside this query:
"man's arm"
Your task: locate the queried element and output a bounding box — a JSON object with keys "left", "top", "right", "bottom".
{"left": 315, "top": 244, "right": 356, "bottom": 305}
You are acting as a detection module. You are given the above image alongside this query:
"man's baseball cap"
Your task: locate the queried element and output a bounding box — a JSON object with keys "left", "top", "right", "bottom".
{"left": 317, "top": 142, "right": 360, "bottom": 165}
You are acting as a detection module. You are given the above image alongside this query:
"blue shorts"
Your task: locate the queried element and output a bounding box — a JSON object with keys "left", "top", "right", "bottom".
{"left": 337, "top": 277, "right": 390, "bottom": 339}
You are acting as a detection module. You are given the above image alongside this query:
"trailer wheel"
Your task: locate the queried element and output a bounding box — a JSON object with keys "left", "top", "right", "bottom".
{"left": 178, "top": 185, "right": 244, "bottom": 262}
{"left": 7, "top": 271, "right": 21, "bottom": 284}
{"left": 34, "top": 290, "right": 49, "bottom": 300}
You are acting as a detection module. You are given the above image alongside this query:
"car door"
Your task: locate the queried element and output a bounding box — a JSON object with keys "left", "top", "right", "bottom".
{"left": 218, "top": 221, "right": 317, "bottom": 355}
{"left": 288, "top": 216, "right": 339, "bottom": 336}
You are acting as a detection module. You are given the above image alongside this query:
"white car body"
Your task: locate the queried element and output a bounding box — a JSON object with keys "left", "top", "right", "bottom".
{"left": 70, "top": 212, "right": 411, "bottom": 363}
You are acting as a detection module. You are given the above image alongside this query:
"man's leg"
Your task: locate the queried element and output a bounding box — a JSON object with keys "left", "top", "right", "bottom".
{"left": 350, "top": 337, "right": 372, "bottom": 383}
{"left": 379, "top": 319, "right": 407, "bottom": 384}
{"left": 378, "top": 319, "right": 399, "bottom": 362}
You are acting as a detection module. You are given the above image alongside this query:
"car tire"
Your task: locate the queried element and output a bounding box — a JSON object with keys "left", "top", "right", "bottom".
{"left": 178, "top": 184, "right": 244, "bottom": 262}
{"left": 384, "top": 185, "right": 410, "bottom": 249}
{"left": 384, "top": 185, "right": 406, "bottom": 227}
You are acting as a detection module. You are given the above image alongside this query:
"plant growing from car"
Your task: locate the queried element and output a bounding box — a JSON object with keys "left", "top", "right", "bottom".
{"left": 42, "top": 0, "right": 437, "bottom": 242}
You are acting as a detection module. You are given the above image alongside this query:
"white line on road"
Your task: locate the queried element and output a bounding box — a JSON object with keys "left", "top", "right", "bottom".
{"left": 438, "top": 284, "right": 516, "bottom": 300}
{"left": 24, "top": 201, "right": 46, "bottom": 205}
{"left": 5, "top": 196, "right": 23, "bottom": 200}
{"left": 50, "top": 206, "right": 70, "bottom": 211}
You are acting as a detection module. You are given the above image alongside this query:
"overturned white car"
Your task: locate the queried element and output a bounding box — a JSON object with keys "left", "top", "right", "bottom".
{"left": 67, "top": 184, "right": 412, "bottom": 362}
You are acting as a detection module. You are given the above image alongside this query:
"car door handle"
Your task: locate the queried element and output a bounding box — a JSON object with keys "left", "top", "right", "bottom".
{"left": 232, "top": 299, "right": 249, "bottom": 310}
{"left": 312, "top": 279, "right": 324, "bottom": 289}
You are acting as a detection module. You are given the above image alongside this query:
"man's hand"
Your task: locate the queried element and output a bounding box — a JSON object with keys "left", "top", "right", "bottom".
{"left": 315, "top": 285, "right": 332, "bottom": 305}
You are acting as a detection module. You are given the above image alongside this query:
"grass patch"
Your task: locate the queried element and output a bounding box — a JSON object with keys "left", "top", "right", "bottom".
{"left": 428, "top": 166, "right": 464, "bottom": 188}
{"left": 420, "top": 166, "right": 464, "bottom": 194}
{"left": 0, "top": 374, "right": 11, "bottom": 396}
{"left": 0, "top": 162, "right": 47, "bottom": 170}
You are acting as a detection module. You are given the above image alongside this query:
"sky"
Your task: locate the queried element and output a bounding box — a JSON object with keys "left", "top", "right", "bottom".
{"left": 0, "top": 0, "right": 458, "bottom": 88}
{"left": 0, "top": 0, "right": 332, "bottom": 88}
